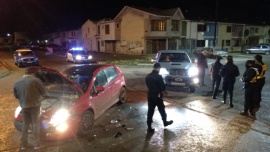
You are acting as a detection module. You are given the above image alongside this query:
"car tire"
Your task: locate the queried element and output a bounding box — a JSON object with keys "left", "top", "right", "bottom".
{"left": 118, "top": 87, "right": 127, "bottom": 104}
{"left": 246, "top": 51, "right": 250, "bottom": 54}
{"left": 77, "top": 111, "right": 94, "bottom": 137}
{"left": 189, "top": 86, "right": 195, "bottom": 93}
{"left": 265, "top": 52, "right": 270, "bottom": 55}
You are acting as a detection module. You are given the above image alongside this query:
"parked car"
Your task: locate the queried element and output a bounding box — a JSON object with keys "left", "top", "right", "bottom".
{"left": 153, "top": 50, "right": 199, "bottom": 93}
{"left": 66, "top": 47, "right": 93, "bottom": 63}
{"left": 13, "top": 49, "right": 39, "bottom": 67}
{"left": 13, "top": 65, "right": 126, "bottom": 140}
{"left": 246, "top": 45, "right": 270, "bottom": 55}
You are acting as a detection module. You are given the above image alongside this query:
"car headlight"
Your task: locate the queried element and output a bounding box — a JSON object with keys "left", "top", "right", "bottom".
{"left": 88, "top": 55, "right": 92, "bottom": 59}
{"left": 14, "top": 106, "right": 22, "bottom": 118}
{"left": 75, "top": 55, "right": 82, "bottom": 60}
{"left": 188, "top": 67, "right": 199, "bottom": 77}
{"left": 49, "top": 109, "right": 70, "bottom": 128}
{"left": 159, "top": 68, "right": 169, "bottom": 75}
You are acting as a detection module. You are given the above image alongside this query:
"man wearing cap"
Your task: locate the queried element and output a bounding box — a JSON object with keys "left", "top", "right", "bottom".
{"left": 240, "top": 60, "right": 259, "bottom": 117}
{"left": 210, "top": 56, "right": 223, "bottom": 99}
{"left": 145, "top": 63, "right": 173, "bottom": 132}
{"left": 253, "top": 54, "right": 267, "bottom": 114}
{"left": 13, "top": 67, "right": 47, "bottom": 149}
{"left": 219, "top": 55, "right": 240, "bottom": 108}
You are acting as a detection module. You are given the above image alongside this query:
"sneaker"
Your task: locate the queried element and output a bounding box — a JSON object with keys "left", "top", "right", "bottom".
{"left": 239, "top": 111, "right": 248, "bottom": 116}
{"left": 221, "top": 100, "right": 226, "bottom": 104}
{"left": 164, "top": 120, "right": 173, "bottom": 127}
{"left": 20, "top": 146, "right": 27, "bottom": 150}
{"left": 34, "top": 145, "right": 44, "bottom": 150}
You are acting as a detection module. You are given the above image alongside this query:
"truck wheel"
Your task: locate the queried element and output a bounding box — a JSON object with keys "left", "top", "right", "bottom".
{"left": 189, "top": 86, "right": 195, "bottom": 93}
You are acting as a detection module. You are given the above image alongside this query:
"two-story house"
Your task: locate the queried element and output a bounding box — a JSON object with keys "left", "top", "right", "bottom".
{"left": 82, "top": 19, "right": 98, "bottom": 51}
{"left": 114, "top": 6, "right": 185, "bottom": 54}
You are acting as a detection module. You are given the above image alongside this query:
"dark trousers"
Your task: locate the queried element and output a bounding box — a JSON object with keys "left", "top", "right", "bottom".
{"left": 244, "top": 85, "right": 256, "bottom": 113}
{"left": 212, "top": 77, "right": 221, "bottom": 97}
{"left": 198, "top": 68, "right": 206, "bottom": 85}
{"left": 147, "top": 96, "right": 167, "bottom": 124}
{"left": 254, "top": 78, "right": 265, "bottom": 109}
{"left": 21, "top": 107, "right": 41, "bottom": 147}
{"left": 222, "top": 80, "right": 235, "bottom": 101}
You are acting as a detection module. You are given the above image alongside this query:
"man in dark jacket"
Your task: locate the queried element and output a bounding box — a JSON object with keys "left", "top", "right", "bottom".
{"left": 197, "top": 51, "right": 208, "bottom": 86}
{"left": 210, "top": 56, "right": 223, "bottom": 99}
{"left": 13, "top": 68, "right": 46, "bottom": 150}
{"left": 240, "top": 60, "right": 259, "bottom": 117}
{"left": 145, "top": 63, "right": 173, "bottom": 132}
{"left": 219, "top": 55, "right": 240, "bottom": 108}
{"left": 254, "top": 54, "right": 267, "bottom": 113}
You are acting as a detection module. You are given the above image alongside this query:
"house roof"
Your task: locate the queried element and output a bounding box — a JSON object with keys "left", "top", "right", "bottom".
{"left": 114, "top": 6, "right": 185, "bottom": 20}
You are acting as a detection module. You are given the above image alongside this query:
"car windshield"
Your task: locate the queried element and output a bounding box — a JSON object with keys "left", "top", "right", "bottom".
{"left": 73, "top": 50, "right": 88, "bottom": 55}
{"left": 159, "top": 53, "right": 190, "bottom": 62}
{"left": 19, "top": 51, "right": 34, "bottom": 56}
{"left": 65, "top": 73, "right": 92, "bottom": 93}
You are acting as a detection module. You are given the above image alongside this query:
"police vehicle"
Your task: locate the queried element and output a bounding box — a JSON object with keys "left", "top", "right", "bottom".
{"left": 66, "top": 47, "right": 93, "bottom": 63}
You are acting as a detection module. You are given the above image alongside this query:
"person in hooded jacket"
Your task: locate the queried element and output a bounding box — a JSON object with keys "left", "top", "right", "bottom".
{"left": 210, "top": 56, "right": 223, "bottom": 99}
{"left": 219, "top": 55, "right": 240, "bottom": 108}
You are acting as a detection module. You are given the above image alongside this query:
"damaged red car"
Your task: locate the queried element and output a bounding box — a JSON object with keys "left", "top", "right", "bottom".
{"left": 14, "top": 64, "right": 126, "bottom": 140}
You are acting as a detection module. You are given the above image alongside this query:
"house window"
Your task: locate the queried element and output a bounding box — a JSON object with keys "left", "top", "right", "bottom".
{"left": 98, "top": 25, "right": 100, "bottom": 34}
{"left": 101, "top": 41, "right": 104, "bottom": 46}
{"left": 171, "top": 20, "right": 179, "bottom": 31}
{"left": 232, "top": 26, "right": 237, "bottom": 33}
{"left": 105, "top": 24, "right": 110, "bottom": 34}
{"left": 250, "top": 27, "right": 254, "bottom": 33}
{"left": 197, "top": 24, "right": 206, "bottom": 32}
{"left": 71, "top": 31, "right": 76, "bottom": 37}
{"left": 232, "top": 39, "right": 241, "bottom": 46}
{"left": 255, "top": 27, "right": 259, "bottom": 33}
{"left": 226, "top": 40, "right": 230, "bottom": 46}
{"left": 151, "top": 20, "right": 166, "bottom": 31}
{"left": 196, "top": 40, "right": 205, "bottom": 47}
{"left": 226, "top": 26, "right": 232, "bottom": 32}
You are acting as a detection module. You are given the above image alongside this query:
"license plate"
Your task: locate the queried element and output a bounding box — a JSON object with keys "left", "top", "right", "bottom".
{"left": 175, "top": 77, "right": 182, "bottom": 81}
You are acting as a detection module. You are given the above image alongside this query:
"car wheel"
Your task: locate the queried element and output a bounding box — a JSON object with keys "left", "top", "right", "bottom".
{"left": 77, "top": 111, "right": 94, "bottom": 137}
{"left": 265, "top": 52, "right": 270, "bottom": 55}
{"left": 246, "top": 51, "right": 250, "bottom": 54}
{"left": 189, "top": 86, "right": 195, "bottom": 93}
{"left": 118, "top": 87, "right": 127, "bottom": 104}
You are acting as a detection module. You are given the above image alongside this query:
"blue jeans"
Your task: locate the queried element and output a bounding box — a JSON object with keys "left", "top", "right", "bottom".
{"left": 21, "top": 107, "right": 41, "bottom": 147}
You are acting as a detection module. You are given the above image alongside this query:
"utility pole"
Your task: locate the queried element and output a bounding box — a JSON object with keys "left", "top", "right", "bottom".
{"left": 213, "top": 0, "right": 219, "bottom": 47}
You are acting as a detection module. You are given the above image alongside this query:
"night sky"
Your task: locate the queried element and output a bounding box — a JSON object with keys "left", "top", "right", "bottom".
{"left": 1, "top": 0, "right": 270, "bottom": 35}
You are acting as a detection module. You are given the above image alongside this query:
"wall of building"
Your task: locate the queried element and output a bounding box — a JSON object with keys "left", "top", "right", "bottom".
{"left": 82, "top": 20, "right": 98, "bottom": 52}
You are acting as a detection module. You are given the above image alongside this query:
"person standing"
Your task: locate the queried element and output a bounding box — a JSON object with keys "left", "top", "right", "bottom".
{"left": 240, "top": 60, "right": 259, "bottom": 117}
{"left": 253, "top": 54, "right": 267, "bottom": 114}
{"left": 210, "top": 56, "right": 223, "bottom": 99}
{"left": 145, "top": 63, "right": 173, "bottom": 132}
{"left": 13, "top": 68, "right": 47, "bottom": 150}
{"left": 197, "top": 51, "right": 208, "bottom": 86}
{"left": 219, "top": 55, "right": 240, "bottom": 108}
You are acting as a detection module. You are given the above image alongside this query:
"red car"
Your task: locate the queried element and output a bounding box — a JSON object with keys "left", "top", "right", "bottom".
{"left": 14, "top": 64, "right": 126, "bottom": 140}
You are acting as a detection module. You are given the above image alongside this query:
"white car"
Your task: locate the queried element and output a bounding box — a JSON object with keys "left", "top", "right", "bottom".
{"left": 203, "top": 47, "right": 228, "bottom": 57}
{"left": 66, "top": 47, "right": 93, "bottom": 63}
{"left": 153, "top": 50, "right": 199, "bottom": 93}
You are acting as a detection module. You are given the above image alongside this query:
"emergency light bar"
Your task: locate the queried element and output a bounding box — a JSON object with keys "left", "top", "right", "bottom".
{"left": 71, "top": 47, "right": 83, "bottom": 50}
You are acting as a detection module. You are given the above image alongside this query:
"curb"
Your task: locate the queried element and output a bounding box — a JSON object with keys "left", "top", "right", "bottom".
{"left": 0, "top": 66, "right": 10, "bottom": 79}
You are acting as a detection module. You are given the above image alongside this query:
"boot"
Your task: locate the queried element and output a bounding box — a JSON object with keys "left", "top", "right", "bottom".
{"left": 163, "top": 120, "right": 173, "bottom": 127}
{"left": 229, "top": 99, "right": 234, "bottom": 108}
{"left": 221, "top": 98, "right": 226, "bottom": 104}
{"left": 147, "top": 122, "right": 155, "bottom": 133}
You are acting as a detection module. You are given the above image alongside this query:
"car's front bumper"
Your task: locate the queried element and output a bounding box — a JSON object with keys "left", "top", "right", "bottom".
{"left": 162, "top": 75, "right": 198, "bottom": 87}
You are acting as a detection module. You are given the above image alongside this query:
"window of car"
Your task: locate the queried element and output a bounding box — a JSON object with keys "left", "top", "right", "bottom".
{"left": 19, "top": 51, "right": 34, "bottom": 56}
{"left": 159, "top": 53, "right": 190, "bottom": 62}
{"left": 94, "top": 70, "right": 108, "bottom": 87}
{"left": 262, "top": 45, "right": 268, "bottom": 49}
{"left": 104, "top": 67, "right": 118, "bottom": 82}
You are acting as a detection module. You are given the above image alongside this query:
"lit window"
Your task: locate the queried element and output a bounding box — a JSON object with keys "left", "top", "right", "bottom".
{"left": 151, "top": 20, "right": 166, "bottom": 31}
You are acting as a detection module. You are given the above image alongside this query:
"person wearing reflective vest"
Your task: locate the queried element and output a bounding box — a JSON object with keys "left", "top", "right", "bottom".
{"left": 253, "top": 54, "right": 267, "bottom": 114}
{"left": 240, "top": 60, "right": 259, "bottom": 117}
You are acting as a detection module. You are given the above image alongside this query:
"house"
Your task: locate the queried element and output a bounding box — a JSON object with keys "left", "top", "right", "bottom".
{"left": 114, "top": 6, "right": 185, "bottom": 54}
{"left": 82, "top": 19, "right": 98, "bottom": 52}
{"left": 47, "top": 28, "right": 82, "bottom": 49}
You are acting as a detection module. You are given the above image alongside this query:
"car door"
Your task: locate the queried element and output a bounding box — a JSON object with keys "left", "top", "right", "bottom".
{"left": 90, "top": 70, "right": 111, "bottom": 118}
{"left": 261, "top": 45, "right": 268, "bottom": 54}
{"left": 103, "top": 67, "right": 121, "bottom": 107}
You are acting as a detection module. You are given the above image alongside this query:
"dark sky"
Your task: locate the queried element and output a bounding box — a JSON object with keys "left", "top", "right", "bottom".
{"left": 1, "top": 0, "right": 270, "bottom": 35}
